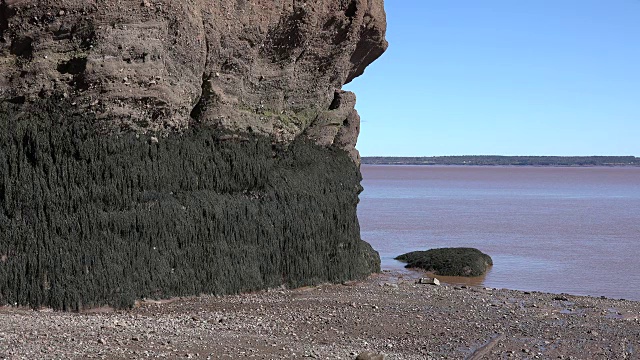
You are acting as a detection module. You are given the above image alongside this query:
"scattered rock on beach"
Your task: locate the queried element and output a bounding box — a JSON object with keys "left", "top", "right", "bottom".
{"left": 355, "top": 351, "right": 387, "bottom": 360}
{"left": 417, "top": 277, "right": 440, "bottom": 286}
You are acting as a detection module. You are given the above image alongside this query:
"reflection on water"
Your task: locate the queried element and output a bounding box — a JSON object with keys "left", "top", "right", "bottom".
{"left": 359, "top": 165, "right": 640, "bottom": 300}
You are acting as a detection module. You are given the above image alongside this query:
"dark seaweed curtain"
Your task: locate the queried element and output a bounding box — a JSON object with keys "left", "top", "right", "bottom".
{"left": 0, "top": 101, "right": 378, "bottom": 310}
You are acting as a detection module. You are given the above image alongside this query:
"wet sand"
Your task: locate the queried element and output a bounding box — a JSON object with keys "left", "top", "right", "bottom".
{"left": 1, "top": 271, "right": 638, "bottom": 359}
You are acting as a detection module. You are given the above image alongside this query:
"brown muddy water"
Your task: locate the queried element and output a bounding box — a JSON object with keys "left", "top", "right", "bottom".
{"left": 358, "top": 165, "right": 640, "bottom": 300}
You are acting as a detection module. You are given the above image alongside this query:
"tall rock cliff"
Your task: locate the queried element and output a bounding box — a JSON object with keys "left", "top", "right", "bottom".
{"left": 0, "top": 0, "right": 386, "bottom": 310}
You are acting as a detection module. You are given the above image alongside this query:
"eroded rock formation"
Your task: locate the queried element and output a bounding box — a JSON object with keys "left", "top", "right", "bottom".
{"left": 0, "top": 0, "right": 386, "bottom": 160}
{"left": 0, "top": 0, "right": 386, "bottom": 309}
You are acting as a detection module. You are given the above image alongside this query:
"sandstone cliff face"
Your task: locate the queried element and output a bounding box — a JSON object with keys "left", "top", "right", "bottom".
{"left": 0, "top": 0, "right": 386, "bottom": 160}
{"left": 0, "top": 0, "right": 386, "bottom": 310}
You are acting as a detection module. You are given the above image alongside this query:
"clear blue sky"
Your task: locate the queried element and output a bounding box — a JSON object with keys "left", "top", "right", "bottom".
{"left": 345, "top": 1, "right": 640, "bottom": 156}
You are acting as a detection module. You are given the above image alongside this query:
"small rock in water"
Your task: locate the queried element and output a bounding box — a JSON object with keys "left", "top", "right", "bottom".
{"left": 396, "top": 247, "right": 493, "bottom": 276}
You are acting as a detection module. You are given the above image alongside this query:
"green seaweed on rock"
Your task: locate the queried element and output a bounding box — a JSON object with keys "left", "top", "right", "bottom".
{"left": 0, "top": 101, "right": 379, "bottom": 311}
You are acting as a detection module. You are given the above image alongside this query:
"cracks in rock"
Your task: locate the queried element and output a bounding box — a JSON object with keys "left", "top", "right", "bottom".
{"left": 329, "top": 91, "right": 341, "bottom": 110}
{"left": 7, "top": 96, "right": 25, "bottom": 104}
{"left": 57, "top": 57, "right": 87, "bottom": 75}
{"left": 190, "top": 72, "right": 213, "bottom": 122}
{"left": 345, "top": 0, "right": 357, "bottom": 19}
{"left": 190, "top": 15, "right": 211, "bottom": 122}
{"left": 57, "top": 57, "right": 89, "bottom": 91}
{"left": 294, "top": 48, "right": 306, "bottom": 63}
{"left": 0, "top": 0, "right": 11, "bottom": 43}
{"left": 10, "top": 36, "right": 33, "bottom": 59}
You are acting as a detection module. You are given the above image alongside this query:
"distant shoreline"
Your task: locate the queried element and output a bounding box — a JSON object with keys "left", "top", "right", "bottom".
{"left": 361, "top": 156, "right": 640, "bottom": 167}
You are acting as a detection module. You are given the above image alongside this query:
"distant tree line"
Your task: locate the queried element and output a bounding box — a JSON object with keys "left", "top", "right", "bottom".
{"left": 362, "top": 156, "right": 640, "bottom": 166}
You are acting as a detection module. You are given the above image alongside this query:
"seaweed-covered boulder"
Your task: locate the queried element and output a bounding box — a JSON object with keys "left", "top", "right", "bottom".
{"left": 395, "top": 248, "right": 493, "bottom": 277}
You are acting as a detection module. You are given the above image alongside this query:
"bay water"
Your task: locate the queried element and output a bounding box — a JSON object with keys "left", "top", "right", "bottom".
{"left": 358, "top": 165, "right": 640, "bottom": 300}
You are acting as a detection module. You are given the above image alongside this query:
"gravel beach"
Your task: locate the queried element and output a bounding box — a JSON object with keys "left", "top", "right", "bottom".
{"left": 1, "top": 270, "right": 638, "bottom": 359}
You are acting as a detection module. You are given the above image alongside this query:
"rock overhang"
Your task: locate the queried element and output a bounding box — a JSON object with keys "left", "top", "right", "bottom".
{"left": 0, "top": 0, "right": 387, "bottom": 161}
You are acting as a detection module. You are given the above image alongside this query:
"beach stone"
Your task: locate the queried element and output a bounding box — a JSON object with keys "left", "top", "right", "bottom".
{"left": 417, "top": 277, "right": 440, "bottom": 286}
{"left": 355, "top": 351, "right": 387, "bottom": 360}
{"left": 396, "top": 247, "right": 493, "bottom": 277}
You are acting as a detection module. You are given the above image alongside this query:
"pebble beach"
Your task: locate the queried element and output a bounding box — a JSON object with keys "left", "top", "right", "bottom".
{"left": 1, "top": 270, "right": 638, "bottom": 359}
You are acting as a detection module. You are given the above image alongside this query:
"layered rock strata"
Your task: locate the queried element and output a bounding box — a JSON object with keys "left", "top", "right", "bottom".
{"left": 0, "top": 0, "right": 386, "bottom": 161}
{"left": 0, "top": 0, "right": 386, "bottom": 309}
